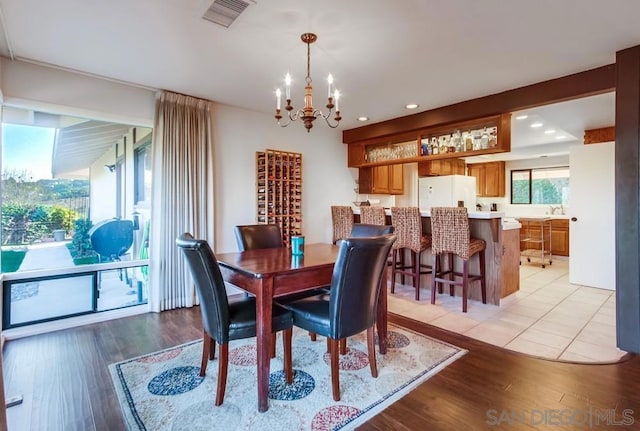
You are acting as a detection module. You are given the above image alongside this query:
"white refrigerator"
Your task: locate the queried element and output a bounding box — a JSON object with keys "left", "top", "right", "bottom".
{"left": 418, "top": 175, "right": 477, "bottom": 212}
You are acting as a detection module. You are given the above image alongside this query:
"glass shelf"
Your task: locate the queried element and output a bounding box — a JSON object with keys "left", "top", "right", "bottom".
{"left": 348, "top": 113, "right": 511, "bottom": 168}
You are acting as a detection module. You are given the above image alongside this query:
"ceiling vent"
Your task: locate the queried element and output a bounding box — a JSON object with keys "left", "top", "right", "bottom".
{"left": 202, "top": 0, "right": 253, "bottom": 28}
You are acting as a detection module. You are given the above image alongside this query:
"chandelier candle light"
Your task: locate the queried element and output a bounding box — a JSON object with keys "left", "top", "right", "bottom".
{"left": 275, "top": 33, "right": 341, "bottom": 132}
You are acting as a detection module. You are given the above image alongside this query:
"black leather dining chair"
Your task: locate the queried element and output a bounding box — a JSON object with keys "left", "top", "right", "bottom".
{"left": 234, "top": 224, "right": 283, "bottom": 303}
{"left": 235, "top": 223, "right": 326, "bottom": 344}
{"left": 281, "top": 234, "right": 396, "bottom": 401}
{"left": 350, "top": 223, "right": 394, "bottom": 237}
{"left": 176, "top": 233, "right": 293, "bottom": 406}
{"left": 234, "top": 224, "right": 283, "bottom": 251}
{"left": 336, "top": 223, "right": 395, "bottom": 353}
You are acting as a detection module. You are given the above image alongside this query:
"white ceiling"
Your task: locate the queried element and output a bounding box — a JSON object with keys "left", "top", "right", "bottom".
{"left": 0, "top": 0, "right": 630, "bottom": 157}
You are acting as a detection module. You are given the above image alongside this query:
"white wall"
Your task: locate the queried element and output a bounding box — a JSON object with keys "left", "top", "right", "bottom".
{"left": 0, "top": 59, "right": 355, "bottom": 254}
{"left": 90, "top": 150, "right": 118, "bottom": 221}
{"left": 212, "top": 104, "right": 354, "bottom": 252}
{"left": 0, "top": 60, "right": 154, "bottom": 126}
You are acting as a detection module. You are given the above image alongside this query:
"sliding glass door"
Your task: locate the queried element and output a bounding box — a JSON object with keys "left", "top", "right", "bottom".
{"left": 1, "top": 106, "right": 152, "bottom": 329}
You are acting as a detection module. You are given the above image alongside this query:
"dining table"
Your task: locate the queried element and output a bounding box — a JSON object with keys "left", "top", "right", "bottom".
{"left": 216, "top": 242, "right": 389, "bottom": 412}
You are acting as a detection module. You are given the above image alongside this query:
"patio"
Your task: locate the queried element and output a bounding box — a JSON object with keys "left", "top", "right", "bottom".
{"left": 6, "top": 242, "right": 146, "bottom": 327}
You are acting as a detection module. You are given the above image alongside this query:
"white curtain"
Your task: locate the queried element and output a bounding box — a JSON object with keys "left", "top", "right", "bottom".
{"left": 148, "top": 91, "right": 215, "bottom": 312}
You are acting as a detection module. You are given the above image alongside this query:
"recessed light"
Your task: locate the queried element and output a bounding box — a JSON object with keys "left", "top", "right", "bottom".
{"left": 357, "top": 116, "right": 369, "bottom": 122}
{"left": 405, "top": 103, "right": 419, "bottom": 109}
{"left": 555, "top": 135, "right": 566, "bottom": 139}
{"left": 530, "top": 122, "right": 543, "bottom": 128}
{"left": 544, "top": 129, "right": 556, "bottom": 134}
{"left": 515, "top": 115, "right": 528, "bottom": 120}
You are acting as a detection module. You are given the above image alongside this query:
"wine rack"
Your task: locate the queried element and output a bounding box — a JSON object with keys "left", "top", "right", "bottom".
{"left": 256, "top": 149, "right": 303, "bottom": 247}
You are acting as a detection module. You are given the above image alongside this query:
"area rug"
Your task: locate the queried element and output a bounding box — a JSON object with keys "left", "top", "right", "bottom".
{"left": 109, "top": 325, "right": 466, "bottom": 431}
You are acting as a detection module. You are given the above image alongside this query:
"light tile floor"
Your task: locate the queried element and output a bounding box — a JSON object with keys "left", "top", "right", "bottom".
{"left": 387, "top": 257, "right": 627, "bottom": 363}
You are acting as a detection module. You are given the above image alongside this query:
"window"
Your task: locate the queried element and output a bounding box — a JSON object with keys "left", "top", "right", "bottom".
{"left": 1, "top": 107, "right": 150, "bottom": 329}
{"left": 511, "top": 166, "right": 570, "bottom": 205}
{"left": 116, "top": 157, "right": 124, "bottom": 218}
{"left": 134, "top": 140, "right": 152, "bottom": 206}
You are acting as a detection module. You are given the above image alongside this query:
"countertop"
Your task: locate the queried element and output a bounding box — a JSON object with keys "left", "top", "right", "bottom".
{"left": 351, "top": 207, "right": 521, "bottom": 230}
{"left": 507, "top": 214, "right": 570, "bottom": 220}
{"left": 352, "top": 207, "right": 505, "bottom": 219}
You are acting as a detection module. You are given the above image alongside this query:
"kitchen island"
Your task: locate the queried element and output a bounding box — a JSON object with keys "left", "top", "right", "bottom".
{"left": 353, "top": 208, "right": 520, "bottom": 305}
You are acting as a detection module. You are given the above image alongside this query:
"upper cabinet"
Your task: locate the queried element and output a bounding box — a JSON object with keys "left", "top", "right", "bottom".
{"left": 358, "top": 164, "right": 404, "bottom": 195}
{"left": 347, "top": 114, "right": 511, "bottom": 168}
{"left": 467, "top": 161, "right": 505, "bottom": 197}
{"left": 417, "top": 158, "right": 466, "bottom": 176}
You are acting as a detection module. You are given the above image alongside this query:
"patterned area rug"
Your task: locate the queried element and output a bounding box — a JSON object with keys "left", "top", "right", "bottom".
{"left": 109, "top": 325, "right": 465, "bottom": 431}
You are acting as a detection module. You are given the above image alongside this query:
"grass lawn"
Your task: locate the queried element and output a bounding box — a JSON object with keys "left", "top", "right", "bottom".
{"left": 1, "top": 248, "right": 27, "bottom": 272}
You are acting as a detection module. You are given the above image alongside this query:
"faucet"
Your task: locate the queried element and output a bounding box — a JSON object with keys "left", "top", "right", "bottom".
{"left": 549, "top": 205, "right": 564, "bottom": 215}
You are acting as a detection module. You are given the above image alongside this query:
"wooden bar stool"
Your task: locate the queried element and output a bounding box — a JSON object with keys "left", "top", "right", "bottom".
{"left": 360, "top": 206, "right": 393, "bottom": 269}
{"left": 360, "top": 206, "right": 386, "bottom": 226}
{"left": 390, "top": 207, "right": 432, "bottom": 300}
{"left": 430, "top": 207, "right": 486, "bottom": 312}
{"left": 331, "top": 206, "right": 354, "bottom": 244}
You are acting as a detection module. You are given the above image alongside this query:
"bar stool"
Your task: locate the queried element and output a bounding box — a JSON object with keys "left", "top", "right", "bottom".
{"left": 430, "top": 207, "right": 486, "bottom": 312}
{"left": 360, "top": 206, "right": 386, "bottom": 226}
{"left": 331, "top": 206, "right": 354, "bottom": 244}
{"left": 360, "top": 206, "right": 393, "bottom": 269}
{"left": 390, "top": 207, "right": 432, "bottom": 300}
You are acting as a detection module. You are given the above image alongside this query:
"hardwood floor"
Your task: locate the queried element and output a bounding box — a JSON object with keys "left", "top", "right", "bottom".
{"left": 2, "top": 308, "right": 638, "bottom": 430}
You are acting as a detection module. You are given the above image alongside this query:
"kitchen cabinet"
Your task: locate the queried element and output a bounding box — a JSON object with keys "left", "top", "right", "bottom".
{"left": 417, "top": 158, "right": 465, "bottom": 176}
{"left": 358, "top": 164, "right": 404, "bottom": 195}
{"left": 551, "top": 218, "right": 569, "bottom": 256}
{"left": 347, "top": 113, "right": 511, "bottom": 168}
{"left": 501, "top": 227, "right": 521, "bottom": 297}
{"left": 467, "top": 161, "right": 505, "bottom": 197}
{"left": 256, "top": 149, "right": 303, "bottom": 246}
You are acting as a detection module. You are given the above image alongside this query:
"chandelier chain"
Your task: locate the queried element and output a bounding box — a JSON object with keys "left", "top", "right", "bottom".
{"left": 305, "top": 40, "right": 312, "bottom": 85}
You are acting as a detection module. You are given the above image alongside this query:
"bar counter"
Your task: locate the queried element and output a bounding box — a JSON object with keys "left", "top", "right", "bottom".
{"left": 352, "top": 208, "right": 520, "bottom": 305}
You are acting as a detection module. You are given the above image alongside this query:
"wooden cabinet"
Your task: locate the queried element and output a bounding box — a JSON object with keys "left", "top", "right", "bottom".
{"left": 389, "top": 164, "right": 404, "bottom": 194}
{"left": 467, "top": 161, "right": 505, "bottom": 197}
{"left": 359, "top": 164, "right": 404, "bottom": 195}
{"left": 417, "top": 158, "right": 466, "bottom": 176}
{"left": 347, "top": 113, "right": 511, "bottom": 168}
{"left": 467, "top": 164, "right": 485, "bottom": 196}
{"left": 501, "top": 228, "right": 521, "bottom": 297}
{"left": 256, "top": 149, "right": 302, "bottom": 246}
{"left": 484, "top": 161, "right": 505, "bottom": 197}
{"left": 551, "top": 218, "right": 569, "bottom": 256}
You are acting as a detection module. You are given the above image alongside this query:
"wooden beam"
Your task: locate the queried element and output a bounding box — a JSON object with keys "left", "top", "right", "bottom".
{"left": 615, "top": 45, "right": 640, "bottom": 354}
{"left": 584, "top": 126, "right": 615, "bottom": 144}
{"left": 343, "top": 64, "right": 616, "bottom": 143}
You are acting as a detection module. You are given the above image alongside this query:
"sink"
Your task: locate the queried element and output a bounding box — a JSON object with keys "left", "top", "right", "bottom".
{"left": 501, "top": 218, "right": 521, "bottom": 230}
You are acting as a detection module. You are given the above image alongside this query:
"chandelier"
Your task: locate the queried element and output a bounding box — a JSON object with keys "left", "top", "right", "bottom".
{"left": 275, "top": 33, "right": 341, "bottom": 132}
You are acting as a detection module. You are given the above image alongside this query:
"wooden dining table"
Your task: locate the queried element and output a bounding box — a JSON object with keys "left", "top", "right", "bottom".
{"left": 216, "top": 242, "right": 389, "bottom": 412}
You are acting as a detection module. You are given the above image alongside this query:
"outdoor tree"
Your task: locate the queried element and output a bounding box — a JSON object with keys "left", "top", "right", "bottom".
{"left": 511, "top": 179, "right": 530, "bottom": 204}
{"left": 1, "top": 168, "right": 89, "bottom": 244}
{"left": 532, "top": 179, "right": 561, "bottom": 204}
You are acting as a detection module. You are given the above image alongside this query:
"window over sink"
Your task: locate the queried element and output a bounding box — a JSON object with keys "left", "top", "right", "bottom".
{"left": 511, "top": 166, "right": 569, "bottom": 205}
